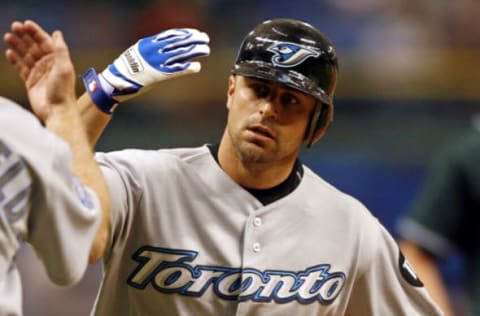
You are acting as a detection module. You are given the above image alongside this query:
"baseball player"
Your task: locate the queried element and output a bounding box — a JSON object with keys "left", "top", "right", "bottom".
{"left": 28, "top": 19, "right": 442, "bottom": 315}
{"left": 1, "top": 20, "right": 110, "bottom": 315}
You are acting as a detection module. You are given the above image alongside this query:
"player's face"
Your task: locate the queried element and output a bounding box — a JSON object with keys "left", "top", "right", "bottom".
{"left": 225, "top": 75, "right": 316, "bottom": 164}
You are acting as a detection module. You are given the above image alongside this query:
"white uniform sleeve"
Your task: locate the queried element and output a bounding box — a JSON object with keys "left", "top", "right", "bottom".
{"left": 0, "top": 140, "right": 31, "bottom": 316}
{"left": 0, "top": 142, "right": 31, "bottom": 276}
{"left": 0, "top": 98, "right": 101, "bottom": 286}
{"left": 95, "top": 150, "right": 143, "bottom": 262}
{"left": 27, "top": 137, "right": 101, "bottom": 285}
{"left": 347, "top": 219, "right": 444, "bottom": 315}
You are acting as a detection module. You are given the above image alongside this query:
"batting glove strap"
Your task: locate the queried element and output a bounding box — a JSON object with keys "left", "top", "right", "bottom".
{"left": 82, "top": 67, "right": 118, "bottom": 114}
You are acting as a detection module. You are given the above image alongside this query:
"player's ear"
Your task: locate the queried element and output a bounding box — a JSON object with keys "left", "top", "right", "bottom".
{"left": 305, "top": 103, "right": 334, "bottom": 147}
{"left": 226, "top": 75, "right": 236, "bottom": 110}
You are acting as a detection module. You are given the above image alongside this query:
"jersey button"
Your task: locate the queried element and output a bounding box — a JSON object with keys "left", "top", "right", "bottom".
{"left": 253, "top": 217, "right": 262, "bottom": 227}
{"left": 253, "top": 242, "right": 261, "bottom": 252}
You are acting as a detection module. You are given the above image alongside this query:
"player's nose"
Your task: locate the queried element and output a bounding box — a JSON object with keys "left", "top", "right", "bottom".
{"left": 258, "top": 99, "right": 278, "bottom": 119}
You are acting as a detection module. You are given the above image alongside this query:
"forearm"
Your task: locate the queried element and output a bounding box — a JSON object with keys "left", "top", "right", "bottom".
{"left": 77, "top": 92, "right": 112, "bottom": 148}
{"left": 400, "top": 240, "right": 455, "bottom": 316}
{"left": 45, "top": 104, "right": 110, "bottom": 262}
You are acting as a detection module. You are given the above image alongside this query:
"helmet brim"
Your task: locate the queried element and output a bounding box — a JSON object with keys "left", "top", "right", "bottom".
{"left": 232, "top": 61, "right": 332, "bottom": 106}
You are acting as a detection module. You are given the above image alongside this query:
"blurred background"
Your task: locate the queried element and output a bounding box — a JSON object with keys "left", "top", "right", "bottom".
{"left": 1, "top": 0, "right": 480, "bottom": 314}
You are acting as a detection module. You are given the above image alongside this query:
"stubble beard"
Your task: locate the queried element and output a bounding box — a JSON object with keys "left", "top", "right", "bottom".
{"left": 229, "top": 127, "right": 276, "bottom": 165}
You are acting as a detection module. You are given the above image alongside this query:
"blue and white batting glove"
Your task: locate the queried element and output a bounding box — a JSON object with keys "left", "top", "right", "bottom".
{"left": 82, "top": 28, "right": 210, "bottom": 114}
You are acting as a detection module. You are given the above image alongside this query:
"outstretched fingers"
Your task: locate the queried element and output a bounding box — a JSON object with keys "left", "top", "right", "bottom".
{"left": 4, "top": 20, "right": 56, "bottom": 79}
{"left": 23, "top": 20, "right": 56, "bottom": 58}
{"left": 4, "top": 24, "right": 27, "bottom": 78}
{"left": 6, "top": 21, "right": 37, "bottom": 62}
{"left": 4, "top": 45, "right": 30, "bottom": 81}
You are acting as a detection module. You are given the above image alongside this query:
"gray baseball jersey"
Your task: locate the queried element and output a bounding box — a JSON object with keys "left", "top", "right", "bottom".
{"left": 0, "top": 97, "right": 101, "bottom": 316}
{"left": 93, "top": 145, "right": 443, "bottom": 315}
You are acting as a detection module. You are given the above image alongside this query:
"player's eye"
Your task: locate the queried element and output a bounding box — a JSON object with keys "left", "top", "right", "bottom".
{"left": 280, "top": 92, "right": 299, "bottom": 107}
{"left": 249, "top": 83, "right": 271, "bottom": 99}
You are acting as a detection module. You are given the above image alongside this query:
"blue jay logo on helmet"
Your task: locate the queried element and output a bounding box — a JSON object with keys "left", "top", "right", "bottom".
{"left": 267, "top": 42, "right": 320, "bottom": 68}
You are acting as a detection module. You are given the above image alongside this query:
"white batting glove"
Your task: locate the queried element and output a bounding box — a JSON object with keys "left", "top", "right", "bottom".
{"left": 82, "top": 28, "right": 210, "bottom": 114}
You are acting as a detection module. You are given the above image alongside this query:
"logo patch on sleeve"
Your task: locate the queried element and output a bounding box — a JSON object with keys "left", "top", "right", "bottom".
{"left": 398, "top": 251, "right": 423, "bottom": 287}
{"left": 72, "top": 177, "right": 96, "bottom": 211}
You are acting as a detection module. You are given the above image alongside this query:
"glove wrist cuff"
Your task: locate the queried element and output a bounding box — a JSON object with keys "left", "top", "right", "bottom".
{"left": 82, "top": 68, "right": 118, "bottom": 114}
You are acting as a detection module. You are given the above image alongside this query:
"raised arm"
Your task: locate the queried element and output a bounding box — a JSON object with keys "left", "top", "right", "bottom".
{"left": 78, "top": 28, "right": 211, "bottom": 146}
{"left": 77, "top": 92, "right": 112, "bottom": 147}
{"left": 4, "top": 20, "right": 110, "bottom": 262}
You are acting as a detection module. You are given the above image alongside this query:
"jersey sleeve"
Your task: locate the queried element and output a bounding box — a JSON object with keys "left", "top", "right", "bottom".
{"left": 347, "top": 218, "right": 444, "bottom": 316}
{"left": 95, "top": 150, "right": 144, "bottom": 262}
{"left": 0, "top": 98, "right": 101, "bottom": 286}
{"left": 0, "top": 141, "right": 32, "bottom": 279}
{"left": 26, "top": 130, "right": 101, "bottom": 286}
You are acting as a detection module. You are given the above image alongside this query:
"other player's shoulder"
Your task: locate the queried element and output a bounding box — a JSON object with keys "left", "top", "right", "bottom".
{"left": 0, "top": 97, "right": 41, "bottom": 130}
{"left": 0, "top": 97, "right": 71, "bottom": 169}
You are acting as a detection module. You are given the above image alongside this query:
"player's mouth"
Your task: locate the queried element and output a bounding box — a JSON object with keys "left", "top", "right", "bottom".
{"left": 246, "top": 124, "right": 275, "bottom": 141}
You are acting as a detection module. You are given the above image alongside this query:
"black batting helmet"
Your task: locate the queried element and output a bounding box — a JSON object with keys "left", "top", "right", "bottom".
{"left": 231, "top": 18, "right": 338, "bottom": 147}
